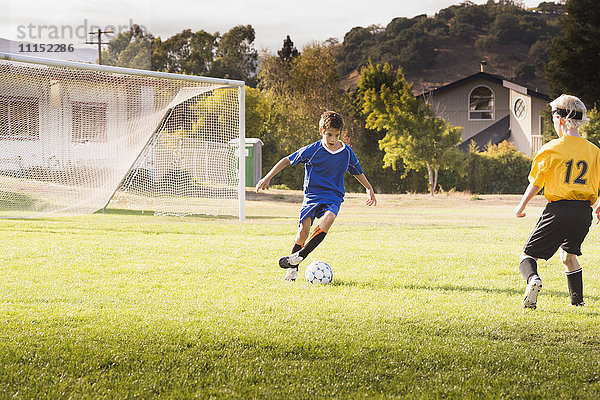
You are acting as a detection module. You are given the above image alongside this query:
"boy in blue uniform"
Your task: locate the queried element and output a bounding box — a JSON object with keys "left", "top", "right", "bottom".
{"left": 255, "top": 111, "right": 377, "bottom": 281}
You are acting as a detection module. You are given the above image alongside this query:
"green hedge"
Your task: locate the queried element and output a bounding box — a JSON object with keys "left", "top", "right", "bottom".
{"left": 439, "top": 141, "right": 531, "bottom": 194}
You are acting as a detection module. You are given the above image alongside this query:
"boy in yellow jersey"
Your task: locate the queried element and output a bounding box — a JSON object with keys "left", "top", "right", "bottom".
{"left": 514, "top": 94, "right": 600, "bottom": 309}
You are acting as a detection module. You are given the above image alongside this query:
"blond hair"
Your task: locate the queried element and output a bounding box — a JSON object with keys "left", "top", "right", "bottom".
{"left": 549, "top": 94, "right": 589, "bottom": 129}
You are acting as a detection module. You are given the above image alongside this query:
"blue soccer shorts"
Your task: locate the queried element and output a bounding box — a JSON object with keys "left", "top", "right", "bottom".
{"left": 298, "top": 201, "right": 341, "bottom": 226}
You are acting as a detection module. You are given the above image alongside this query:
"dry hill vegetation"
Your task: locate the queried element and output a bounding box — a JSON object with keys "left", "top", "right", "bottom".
{"left": 335, "top": 1, "right": 564, "bottom": 94}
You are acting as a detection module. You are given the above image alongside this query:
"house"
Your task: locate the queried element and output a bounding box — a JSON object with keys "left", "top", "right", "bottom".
{"left": 0, "top": 62, "right": 159, "bottom": 171}
{"left": 418, "top": 63, "right": 551, "bottom": 155}
{"left": 0, "top": 61, "right": 226, "bottom": 182}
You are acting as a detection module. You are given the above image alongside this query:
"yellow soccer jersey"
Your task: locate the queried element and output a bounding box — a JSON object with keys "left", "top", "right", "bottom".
{"left": 529, "top": 135, "right": 600, "bottom": 204}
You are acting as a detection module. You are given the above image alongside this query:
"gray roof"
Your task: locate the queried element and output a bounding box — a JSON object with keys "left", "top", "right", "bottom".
{"left": 458, "top": 115, "right": 511, "bottom": 152}
{"left": 418, "top": 72, "right": 551, "bottom": 102}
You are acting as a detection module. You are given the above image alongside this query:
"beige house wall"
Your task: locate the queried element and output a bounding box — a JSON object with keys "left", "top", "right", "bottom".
{"left": 426, "top": 76, "right": 550, "bottom": 155}
{"left": 427, "top": 77, "right": 510, "bottom": 143}
{"left": 508, "top": 90, "right": 531, "bottom": 154}
{"left": 507, "top": 92, "right": 549, "bottom": 155}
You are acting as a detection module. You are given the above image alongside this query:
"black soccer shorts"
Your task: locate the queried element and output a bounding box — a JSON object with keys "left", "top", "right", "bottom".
{"left": 523, "top": 200, "right": 593, "bottom": 260}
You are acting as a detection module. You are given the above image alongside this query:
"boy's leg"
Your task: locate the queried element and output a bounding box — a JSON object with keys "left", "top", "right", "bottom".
{"left": 520, "top": 253, "right": 543, "bottom": 309}
{"left": 292, "top": 219, "right": 311, "bottom": 253}
{"left": 298, "top": 211, "right": 336, "bottom": 259}
{"left": 519, "top": 253, "right": 541, "bottom": 283}
{"left": 280, "top": 203, "right": 338, "bottom": 269}
{"left": 283, "top": 218, "right": 311, "bottom": 280}
{"left": 560, "top": 249, "right": 584, "bottom": 306}
{"left": 558, "top": 204, "right": 592, "bottom": 306}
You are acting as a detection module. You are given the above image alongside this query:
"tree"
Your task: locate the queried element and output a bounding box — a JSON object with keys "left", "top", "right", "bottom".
{"left": 211, "top": 25, "right": 258, "bottom": 86}
{"left": 257, "top": 42, "right": 343, "bottom": 189}
{"left": 361, "top": 63, "right": 462, "bottom": 195}
{"left": 245, "top": 86, "right": 271, "bottom": 139}
{"left": 278, "top": 35, "right": 299, "bottom": 62}
{"left": 101, "top": 25, "right": 153, "bottom": 70}
{"left": 152, "top": 29, "right": 216, "bottom": 75}
{"left": 259, "top": 42, "right": 339, "bottom": 117}
{"left": 545, "top": 0, "right": 600, "bottom": 106}
{"left": 291, "top": 43, "right": 339, "bottom": 112}
{"left": 257, "top": 36, "right": 300, "bottom": 102}
{"left": 580, "top": 107, "right": 600, "bottom": 147}
{"left": 346, "top": 61, "right": 407, "bottom": 193}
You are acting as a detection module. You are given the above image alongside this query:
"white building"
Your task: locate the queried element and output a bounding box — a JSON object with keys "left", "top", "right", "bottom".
{"left": 418, "top": 69, "right": 551, "bottom": 155}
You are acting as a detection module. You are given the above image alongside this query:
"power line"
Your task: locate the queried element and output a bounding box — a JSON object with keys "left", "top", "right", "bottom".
{"left": 86, "top": 29, "right": 113, "bottom": 65}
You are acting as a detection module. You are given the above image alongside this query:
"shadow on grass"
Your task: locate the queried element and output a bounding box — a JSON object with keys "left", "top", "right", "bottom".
{"left": 98, "top": 208, "right": 239, "bottom": 220}
{"left": 331, "top": 279, "right": 600, "bottom": 304}
{"left": 0, "top": 216, "right": 58, "bottom": 221}
{"left": 98, "top": 208, "right": 294, "bottom": 220}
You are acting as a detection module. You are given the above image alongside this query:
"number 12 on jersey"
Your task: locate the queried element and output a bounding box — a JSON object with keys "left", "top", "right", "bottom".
{"left": 565, "top": 159, "right": 588, "bottom": 185}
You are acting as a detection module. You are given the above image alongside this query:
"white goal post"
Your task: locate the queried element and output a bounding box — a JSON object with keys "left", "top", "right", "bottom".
{"left": 0, "top": 52, "right": 246, "bottom": 220}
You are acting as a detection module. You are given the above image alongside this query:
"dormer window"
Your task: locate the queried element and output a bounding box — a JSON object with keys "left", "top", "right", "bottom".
{"left": 469, "top": 86, "right": 494, "bottom": 120}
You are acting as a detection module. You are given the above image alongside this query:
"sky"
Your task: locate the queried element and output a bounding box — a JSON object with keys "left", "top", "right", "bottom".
{"left": 3, "top": 0, "right": 543, "bottom": 53}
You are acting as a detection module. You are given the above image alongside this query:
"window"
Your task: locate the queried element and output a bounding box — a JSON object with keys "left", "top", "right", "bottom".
{"left": 513, "top": 98, "right": 526, "bottom": 120}
{"left": 469, "top": 86, "right": 494, "bottom": 120}
{"left": 72, "top": 102, "right": 107, "bottom": 143}
{"left": 0, "top": 96, "right": 40, "bottom": 140}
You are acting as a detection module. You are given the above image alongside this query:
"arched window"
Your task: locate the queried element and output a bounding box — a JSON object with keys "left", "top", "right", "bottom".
{"left": 469, "top": 86, "right": 494, "bottom": 120}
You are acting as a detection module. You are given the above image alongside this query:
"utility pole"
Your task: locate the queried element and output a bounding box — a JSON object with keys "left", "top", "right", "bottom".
{"left": 86, "top": 28, "right": 113, "bottom": 65}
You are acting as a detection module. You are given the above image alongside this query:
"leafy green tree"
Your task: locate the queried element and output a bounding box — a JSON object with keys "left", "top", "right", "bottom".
{"left": 278, "top": 35, "right": 299, "bottom": 62}
{"left": 545, "top": 0, "right": 600, "bottom": 106}
{"left": 291, "top": 43, "right": 339, "bottom": 112}
{"left": 345, "top": 61, "right": 407, "bottom": 193}
{"left": 245, "top": 86, "right": 271, "bottom": 140}
{"left": 101, "top": 25, "right": 153, "bottom": 69}
{"left": 152, "top": 29, "right": 216, "bottom": 75}
{"left": 259, "top": 42, "right": 339, "bottom": 118}
{"left": 535, "top": 2, "right": 565, "bottom": 14}
{"left": 257, "top": 42, "right": 343, "bottom": 189}
{"left": 580, "top": 108, "right": 600, "bottom": 147}
{"left": 490, "top": 13, "right": 521, "bottom": 44}
{"left": 258, "top": 53, "right": 292, "bottom": 100}
{"left": 212, "top": 25, "right": 258, "bottom": 86}
{"left": 361, "top": 64, "right": 462, "bottom": 195}
{"left": 514, "top": 63, "right": 536, "bottom": 81}
{"left": 529, "top": 39, "right": 552, "bottom": 68}
{"left": 257, "top": 36, "right": 301, "bottom": 103}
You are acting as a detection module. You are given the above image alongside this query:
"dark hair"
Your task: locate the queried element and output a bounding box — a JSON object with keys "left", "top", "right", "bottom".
{"left": 319, "top": 111, "right": 344, "bottom": 131}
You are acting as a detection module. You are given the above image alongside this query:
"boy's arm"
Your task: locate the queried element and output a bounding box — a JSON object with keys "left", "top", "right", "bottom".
{"left": 592, "top": 198, "right": 600, "bottom": 224}
{"left": 353, "top": 173, "right": 377, "bottom": 206}
{"left": 514, "top": 182, "right": 542, "bottom": 218}
{"left": 255, "top": 157, "right": 291, "bottom": 192}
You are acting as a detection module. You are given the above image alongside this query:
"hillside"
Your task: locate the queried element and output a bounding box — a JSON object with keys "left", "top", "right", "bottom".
{"left": 337, "top": 1, "right": 564, "bottom": 95}
{"left": 406, "top": 37, "right": 550, "bottom": 94}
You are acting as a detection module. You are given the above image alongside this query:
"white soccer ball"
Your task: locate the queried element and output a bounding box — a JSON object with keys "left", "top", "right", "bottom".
{"left": 304, "top": 261, "right": 333, "bottom": 284}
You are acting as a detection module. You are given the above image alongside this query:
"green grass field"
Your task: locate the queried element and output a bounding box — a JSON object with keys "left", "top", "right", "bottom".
{"left": 1, "top": 190, "right": 600, "bottom": 399}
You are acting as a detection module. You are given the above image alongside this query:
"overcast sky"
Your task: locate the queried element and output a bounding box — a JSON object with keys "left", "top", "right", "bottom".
{"left": 3, "top": 0, "right": 543, "bottom": 53}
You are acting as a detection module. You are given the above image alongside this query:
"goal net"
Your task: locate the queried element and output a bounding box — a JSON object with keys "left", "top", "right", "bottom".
{"left": 0, "top": 53, "right": 246, "bottom": 219}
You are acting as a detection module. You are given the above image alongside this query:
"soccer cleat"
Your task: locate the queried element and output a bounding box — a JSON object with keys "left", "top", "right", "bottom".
{"left": 279, "top": 252, "right": 304, "bottom": 269}
{"left": 572, "top": 301, "right": 586, "bottom": 307}
{"left": 283, "top": 267, "right": 298, "bottom": 281}
{"left": 523, "top": 278, "right": 543, "bottom": 309}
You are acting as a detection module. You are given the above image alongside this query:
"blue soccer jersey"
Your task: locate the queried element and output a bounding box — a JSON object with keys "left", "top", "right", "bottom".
{"left": 287, "top": 139, "right": 364, "bottom": 204}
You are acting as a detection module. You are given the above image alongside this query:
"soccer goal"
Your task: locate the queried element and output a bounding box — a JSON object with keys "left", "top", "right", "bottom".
{"left": 0, "top": 52, "right": 246, "bottom": 219}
